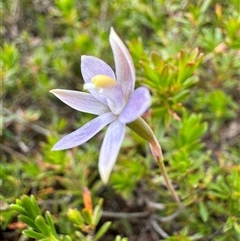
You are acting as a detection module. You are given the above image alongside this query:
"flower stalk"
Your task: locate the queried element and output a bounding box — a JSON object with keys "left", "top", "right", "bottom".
{"left": 128, "top": 118, "right": 181, "bottom": 206}
{"left": 150, "top": 139, "right": 181, "bottom": 206}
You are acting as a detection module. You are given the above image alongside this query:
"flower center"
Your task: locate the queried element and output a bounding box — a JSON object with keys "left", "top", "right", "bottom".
{"left": 84, "top": 75, "right": 117, "bottom": 91}
{"left": 84, "top": 75, "right": 125, "bottom": 115}
{"left": 92, "top": 75, "right": 117, "bottom": 88}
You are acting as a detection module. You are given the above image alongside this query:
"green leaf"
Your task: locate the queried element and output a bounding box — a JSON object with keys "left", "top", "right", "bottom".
{"left": 22, "top": 195, "right": 39, "bottom": 220}
{"left": 223, "top": 217, "right": 233, "bottom": 232}
{"left": 61, "top": 235, "right": 72, "bottom": 241}
{"left": 199, "top": 202, "right": 209, "bottom": 222}
{"left": 151, "top": 51, "right": 164, "bottom": 68}
{"left": 39, "top": 235, "right": 59, "bottom": 241}
{"left": 45, "top": 211, "right": 58, "bottom": 237}
{"left": 200, "top": 0, "right": 212, "bottom": 13}
{"left": 233, "top": 222, "right": 240, "bottom": 234}
{"left": 35, "top": 215, "right": 51, "bottom": 236}
{"left": 67, "top": 208, "right": 84, "bottom": 226}
{"left": 114, "top": 236, "right": 128, "bottom": 241}
{"left": 10, "top": 204, "right": 28, "bottom": 216}
{"left": 95, "top": 222, "right": 112, "bottom": 241}
{"left": 76, "top": 231, "right": 88, "bottom": 241}
{"left": 30, "top": 195, "right": 42, "bottom": 216}
{"left": 173, "top": 89, "right": 190, "bottom": 102}
{"left": 182, "top": 75, "right": 198, "bottom": 88}
{"left": 23, "top": 229, "right": 45, "bottom": 240}
{"left": 92, "top": 199, "right": 104, "bottom": 226}
{"left": 115, "top": 236, "right": 121, "bottom": 241}
{"left": 82, "top": 209, "right": 92, "bottom": 225}
{"left": 16, "top": 199, "right": 23, "bottom": 206}
{"left": 19, "top": 215, "right": 39, "bottom": 230}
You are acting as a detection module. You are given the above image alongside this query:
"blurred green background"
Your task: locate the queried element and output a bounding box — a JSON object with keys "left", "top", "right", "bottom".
{"left": 1, "top": 0, "right": 240, "bottom": 240}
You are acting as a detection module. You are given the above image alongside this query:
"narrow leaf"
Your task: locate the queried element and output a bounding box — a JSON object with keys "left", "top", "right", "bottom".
{"left": 95, "top": 222, "right": 112, "bottom": 241}
{"left": 45, "top": 211, "right": 58, "bottom": 237}
{"left": 67, "top": 208, "right": 84, "bottom": 226}
{"left": 92, "top": 199, "right": 103, "bottom": 226}
{"left": 22, "top": 195, "right": 39, "bottom": 220}
{"left": 82, "top": 209, "right": 92, "bottom": 225}
{"left": 76, "top": 231, "right": 88, "bottom": 241}
{"left": 199, "top": 202, "right": 209, "bottom": 222}
{"left": 35, "top": 216, "right": 51, "bottom": 236}
{"left": 16, "top": 199, "right": 23, "bottom": 206}
{"left": 19, "top": 215, "right": 39, "bottom": 230}
{"left": 10, "top": 204, "right": 28, "bottom": 216}
{"left": 61, "top": 235, "right": 72, "bottom": 241}
{"left": 23, "top": 229, "right": 45, "bottom": 240}
{"left": 30, "top": 195, "right": 42, "bottom": 216}
{"left": 233, "top": 222, "right": 240, "bottom": 234}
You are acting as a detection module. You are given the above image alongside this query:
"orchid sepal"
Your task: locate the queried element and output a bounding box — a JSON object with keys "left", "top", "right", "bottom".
{"left": 127, "top": 117, "right": 156, "bottom": 144}
{"left": 127, "top": 117, "right": 163, "bottom": 160}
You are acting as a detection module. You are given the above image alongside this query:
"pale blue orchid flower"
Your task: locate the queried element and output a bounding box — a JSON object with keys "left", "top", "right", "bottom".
{"left": 50, "top": 28, "right": 151, "bottom": 183}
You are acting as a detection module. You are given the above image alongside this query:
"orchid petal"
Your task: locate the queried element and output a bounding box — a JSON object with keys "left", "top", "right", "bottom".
{"left": 81, "top": 55, "right": 116, "bottom": 105}
{"left": 99, "top": 85, "right": 125, "bottom": 114}
{"left": 52, "top": 112, "right": 117, "bottom": 150}
{"left": 99, "top": 119, "right": 125, "bottom": 183}
{"left": 81, "top": 55, "right": 116, "bottom": 83}
{"left": 109, "top": 27, "right": 135, "bottom": 99}
{"left": 119, "top": 87, "right": 151, "bottom": 124}
{"left": 50, "top": 89, "right": 110, "bottom": 115}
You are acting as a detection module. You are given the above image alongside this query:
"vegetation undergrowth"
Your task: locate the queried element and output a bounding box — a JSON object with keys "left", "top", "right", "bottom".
{"left": 1, "top": 0, "right": 239, "bottom": 240}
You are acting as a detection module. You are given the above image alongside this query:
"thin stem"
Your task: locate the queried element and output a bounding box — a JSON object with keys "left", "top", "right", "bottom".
{"left": 151, "top": 219, "right": 169, "bottom": 238}
{"left": 149, "top": 137, "right": 182, "bottom": 207}
{"left": 102, "top": 211, "right": 150, "bottom": 219}
{"left": 128, "top": 118, "right": 182, "bottom": 206}
{"left": 153, "top": 208, "right": 183, "bottom": 223}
